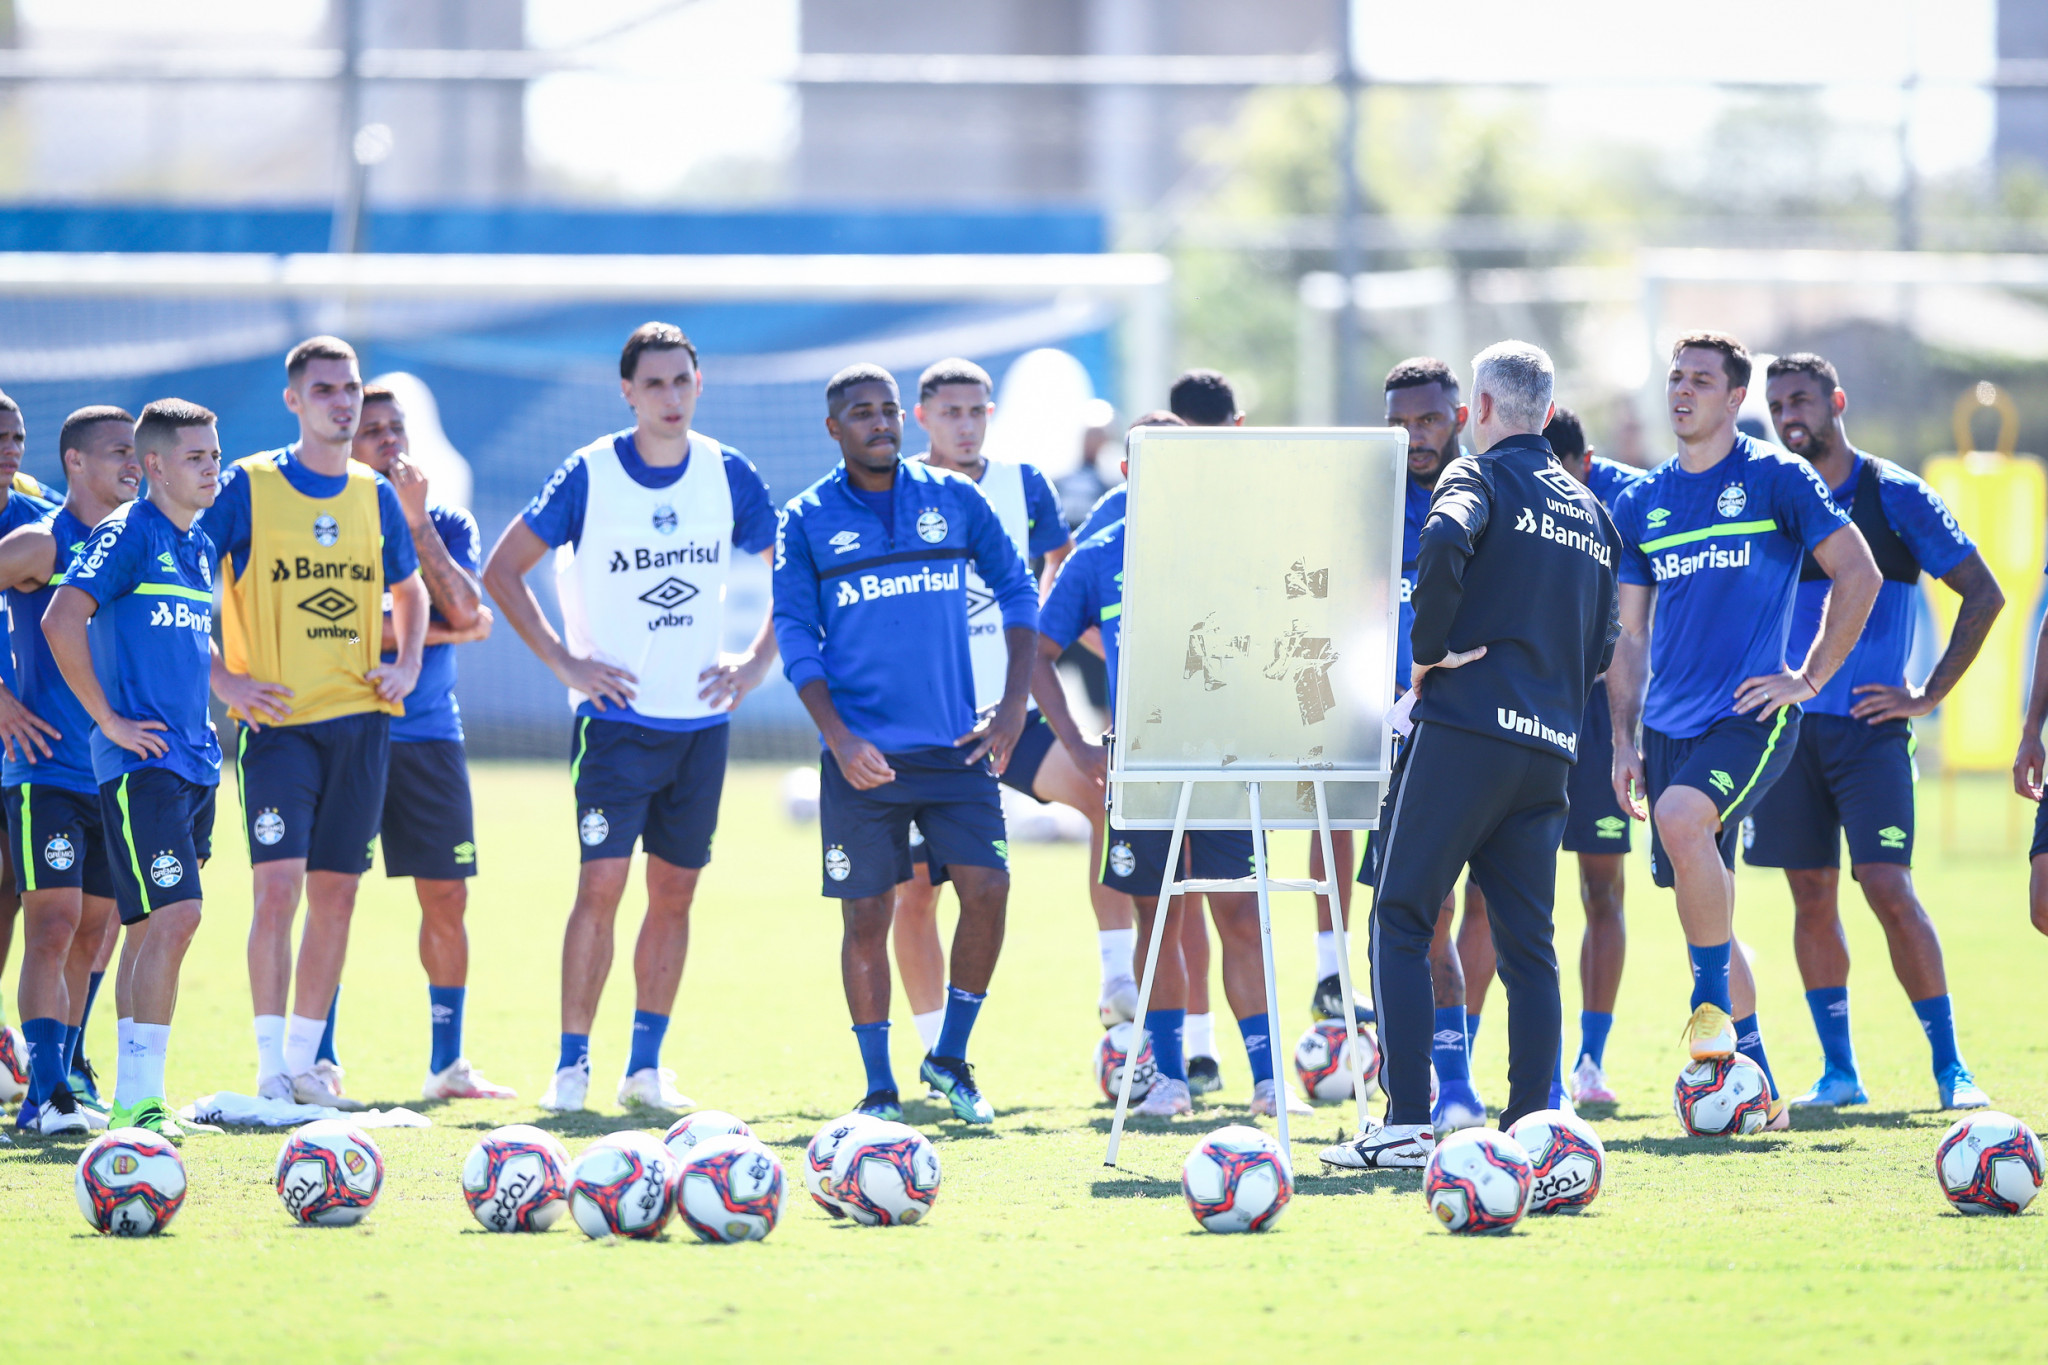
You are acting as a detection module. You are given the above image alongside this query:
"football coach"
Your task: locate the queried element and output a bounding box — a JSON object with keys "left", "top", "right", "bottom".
{"left": 1324, "top": 341, "right": 1620, "bottom": 1170}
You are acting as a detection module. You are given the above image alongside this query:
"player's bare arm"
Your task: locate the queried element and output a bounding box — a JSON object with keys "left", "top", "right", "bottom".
{"left": 1734, "top": 523, "right": 1880, "bottom": 719}
{"left": 956, "top": 624, "right": 1033, "bottom": 773}
{"left": 1852, "top": 550, "right": 2004, "bottom": 723}
{"left": 1607, "top": 582, "right": 1653, "bottom": 820}
{"left": 697, "top": 547, "right": 780, "bottom": 712}
{"left": 1030, "top": 633, "right": 1105, "bottom": 789}
{"left": 796, "top": 678, "right": 895, "bottom": 791}
{"left": 208, "top": 637, "right": 293, "bottom": 729}
{"left": 385, "top": 453, "right": 485, "bottom": 631}
{"left": 481, "top": 517, "right": 636, "bottom": 709}
{"left": 368, "top": 570, "right": 428, "bottom": 703}
{"left": 0, "top": 521, "right": 57, "bottom": 592}
{"left": 44, "top": 583, "right": 164, "bottom": 759}
{"left": 2015, "top": 595, "right": 2048, "bottom": 802}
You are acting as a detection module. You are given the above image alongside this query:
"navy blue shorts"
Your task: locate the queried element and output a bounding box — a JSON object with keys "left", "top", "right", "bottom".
{"left": 572, "top": 716, "right": 727, "bottom": 868}
{"left": 2032, "top": 796, "right": 2048, "bottom": 861}
{"left": 909, "top": 711, "right": 1057, "bottom": 866}
{"left": 380, "top": 739, "right": 477, "bottom": 880}
{"left": 237, "top": 713, "right": 390, "bottom": 874}
{"left": 1643, "top": 706, "right": 1802, "bottom": 889}
{"left": 5, "top": 781, "right": 115, "bottom": 899}
{"left": 1744, "top": 714, "right": 1914, "bottom": 870}
{"left": 1562, "top": 681, "right": 1631, "bottom": 855}
{"left": 819, "top": 747, "right": 1007, "bottom": 899}
{"left": 1102, "top": 826, "right": 1255, "bottom": 898}
{"left": 99, "top": 768, "right": 216, "bottom": 924}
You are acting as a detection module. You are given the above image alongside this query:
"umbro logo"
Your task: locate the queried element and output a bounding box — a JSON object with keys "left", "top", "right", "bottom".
{"left": 964, "top": 581, "right": 995, "bottom": 618}
{"left": 1878, "top": 825, "right": 1907, "bottom": 848}
{"left": 1594, "top": 815, "right": 1625, "bottom": 837}
{"left": 1533, "top": 465, "right": 1583, "bottom": 500}
{"left": 298, "top": 587, "right": 354, "bottom": 622}
{"left": 1706, "top": 769, "right": 1734, "bottom": 795}
{"left": 829, "top": 530, "right": 861, "bottom": 555}
{"left": 637, "top": 577, "right": 699, "bottom": 611}
{"left": 1646, "top": 507, "right": 1671, "bottom": 527}
{"left": 156, "top": 551, "right": 175, "bottom": 571}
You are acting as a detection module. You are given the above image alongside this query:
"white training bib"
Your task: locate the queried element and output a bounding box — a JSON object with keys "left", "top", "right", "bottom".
{"left": 555, "top": 431, "right": 733, "bottom": 720}
{"left": 964, "top": 457, "right": 1029, "bottom": 712}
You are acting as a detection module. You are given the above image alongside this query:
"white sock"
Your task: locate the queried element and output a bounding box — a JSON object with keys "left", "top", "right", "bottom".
{"left": 114, "top": 1018, "right": 138, "bottom": 1105}
{"left": 282, "top": 1013, "right": 325, "bottom": 1078}
{"left": 1316, "top": 930, "right": 1341, "bottom": 981}
{"left": 133, "top": 1022, "right": 169, "bottom": 1102}
{"left": 117, "top": 1016, "right": 135, "bottom": 1062}
{"left": 1186, "top": 1011, "right": 1216, "bottom": 1060}
{"left": 1098, "top": 928, "right": 1136, "bottom": 985}
{"left": 254, "top": 1014, "right": 286, "bottom": 1080}
{"left": 911, "top": 1008, "right": 945, "bottom": 1052}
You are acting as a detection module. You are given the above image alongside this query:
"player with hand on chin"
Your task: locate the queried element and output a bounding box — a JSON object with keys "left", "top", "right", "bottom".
{"left": 773, "top": 364, "right": 1038, "bottom": 1125}
{"left": 1606, "top": 333, "right": 1880, "bottom": 1130}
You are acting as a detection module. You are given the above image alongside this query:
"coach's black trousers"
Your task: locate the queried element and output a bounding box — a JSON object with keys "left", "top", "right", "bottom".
{"left": 1370, "top": 721, "right": 1569, "bottom": 1130}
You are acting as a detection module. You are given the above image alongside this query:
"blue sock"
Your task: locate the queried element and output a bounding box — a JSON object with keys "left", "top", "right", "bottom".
{"left": 1804, "top": 986, "right": 1856, "bottom": 1075}
{"left": 1578, "top": 1010, "right": 1614, "bottom": 1069}
{"left": 934, "top": 984, "right": 985, "bottom": 1061}
{"left": 62, "top": 1025, "right": 80, "bottom": 1079}
{"left": 428, "top": 985, "right": 465, "bottom": 1075}
{"left": 1734, "top": 1013, "right": 1777, "bottom": 1100}
{"left": 316, "top": 986, "right": 340, "bottom": 1066}
{"left": 853, "top": 1021, "right": 895, "bottom": 1096}
{"left": 21, "top": 1017, "right": 65, "bottom": 1106}
{"left": 73, "top": 971, "right": 103, "bottom": 1069}
{"left": 556, "top": 1032, "right": 590, "bottom": 1074}
{"left": 1236, "top": 1014, "right": 1274, "bottom": 1086}
{"left": 1465, "top": 1011, "right": 1482, "bottom": 1053}
{"left": 626, "top": 1010, "right": 668, "bottom": 1075}
{"left": 1912, "top": 994, "right": 1962, "bottom": 1075}
{"left": 1687, "top": 942, "right": 1732, "bottom": 1012}
{"left": 1145, "top": 1008, "right": 1186, "bottom": 1082}
{"left": 1433, "top": 1006, "right": 1471, "bottom": 1083}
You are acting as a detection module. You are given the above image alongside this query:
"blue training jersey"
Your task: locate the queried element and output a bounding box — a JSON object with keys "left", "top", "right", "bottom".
{"left": 1789, "top": 452, "right": 1971, "bottom": 718}
{"left": 1040, "top": 519, "right": 1125, "bottom": 707}
{"left": 1584, "top": 455, "right": 1647, "bottom": 514}
{"left": 382, "top": 503, "right": 479, "bottom": 745}
{"left": 1395, "top": 477, "right": 1435, "bottom": 687}
{"left": 773, "top": 458, "right": 1037, "bottom": 754}
{"left": 1612, "top": 431, "right": 1853, "bottom": 739}
{"left": 917, "top": 456, "right": 1070, "bottom": 560}
{"left": 201, "top": 444, "right": 418, "bottom": 585}
{"left": 64, "top": 499, "right": 221, "bottom": 788}
{"left": 0, "top": 486, "right": 56, "bottom": 695}
{"left": 1077, "top": 484, "right": 1125, "bottom": 544}
{"left": 524, "top": 429, "right": 776, "bottom": 734}
{"left": 5, "top": 506, "right": 103, "bottom": 793}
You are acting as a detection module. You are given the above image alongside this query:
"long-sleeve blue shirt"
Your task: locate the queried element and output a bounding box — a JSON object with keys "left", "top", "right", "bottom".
{"left": 774, "top": 458, "right": 1037, "bottom": 754}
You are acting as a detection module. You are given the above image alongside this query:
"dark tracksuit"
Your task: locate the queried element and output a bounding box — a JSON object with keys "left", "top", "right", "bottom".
{"left": 1369, "top": 432, "right": 1621, "bottom": 1129}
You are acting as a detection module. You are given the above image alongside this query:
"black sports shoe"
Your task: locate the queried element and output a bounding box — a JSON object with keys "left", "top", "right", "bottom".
{"left": 854, "top": 1089, "right": 903, "bottom": 1122}
{"left": 1186, "top": 1055, "right": 1223, "bottom": 1095}
{"left": 1312, "top": 973, "right": 1376, "bottom": 1025}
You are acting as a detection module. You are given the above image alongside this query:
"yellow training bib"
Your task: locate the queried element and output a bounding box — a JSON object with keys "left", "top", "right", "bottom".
{"left": 219, "top": 454, "right": 398, "bottom": 725}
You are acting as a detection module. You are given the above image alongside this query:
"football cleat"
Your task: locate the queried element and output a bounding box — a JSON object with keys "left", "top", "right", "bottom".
{"left": 1937, "top": 1064, "right": 1991, "bottom": 1111}
{"left": 109, "top": 1097, "right": 184, "bottom": 1143}
{"left": 0, "top": 1025, "right": 27, "bottom": 1103}
{"left": 853, "top": 1088, "right": 903, "bottom": 1122}
{"left": 1684, "top": 1003, "right": 1737, "bottom": 1061}
{"left": 617, "top": 1066, "right": 693, "bottom": 1113}
{"left": 1432, "top": 1077, "right": 1487, "bottom": 1133}
{"left": 1098, "top": 975, "right": 1139, "bottom": 1028}
{"left": 537, "top": 1063, "right": 590, "bottom": 1113}
{"left": 421, "top": 1058, "right": 517, "bottom": 1101}
{"left": 1319, "top": 1120, "right": 1433, "bottom": 1170}
{"left": 1311, "top": 974, "right": 1376, "bottom": 1026}
{"left": 13, "top": 1100, "right": 39, "bottom": 1131}
{"left": 36, "top": 1088, "right": 88, "bottom": 1136}
{"left": 1250, "top": 1078, "right": 1312, "bottom": 1117}
{"left": 1789, "top": 1066, "right": 1868, "bottom": 1108}
{"left": 920, "top": 1054, "right": 994, "bottom": 1125}
{"left": 1134, "top": 1076, "right": 1193, "bottom": 1117}
{"left": 1186, "top": 1055, "right": 1223, "bottom": 1095}
{"left": 312, "top": 1059, "right": 348, "bottom": 1096}
{"left": 1569, "top": 1054, "right": 1617, "bottom": 1105}
{"left": 293, "top": 1070, "right": 367, "bottom": 1112}
{"left": 68, "top": 1056, "right": 102, "bottom": 1107}
{"left": 1763, "top": 1095, "right": 1791, "bottom": 1131}
{"left": 255, "top": 1072, "right": 296, "bottom": 1103}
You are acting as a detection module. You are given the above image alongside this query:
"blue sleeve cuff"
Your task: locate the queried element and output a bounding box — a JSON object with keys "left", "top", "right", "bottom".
{"left": 998, "top": 599, "right": 1039, "bottom": 631}
{"left": 783, "top": 655, "right": 827, "bottom": 691}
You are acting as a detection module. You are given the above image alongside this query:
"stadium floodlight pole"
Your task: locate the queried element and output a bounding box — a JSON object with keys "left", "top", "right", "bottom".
{"left": 1334, "top": 0, "right": 1365, "bottom": 426}
{"left": 329, "top": 0, "right": 367, "bottom": 256}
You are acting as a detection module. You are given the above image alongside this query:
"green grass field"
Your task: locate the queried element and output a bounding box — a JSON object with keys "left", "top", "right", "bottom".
{"left": 1, "top": 760, "right": 2044, "bottom": 1362}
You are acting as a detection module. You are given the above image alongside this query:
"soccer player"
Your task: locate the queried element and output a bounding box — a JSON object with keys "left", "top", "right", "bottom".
{"left": 0, "top": 392, "right": 48, "bottom": 1110}
{"left": 484, "top": 322, "right": 778, "bottom": 1114}
{"left": 773, "top": 363, "right": 1035, "bottom": 1125}
{"left": 1747, "top": 354, "right": 1998, "bottom": 1111}
{"left": 43, "top": 399, "right": 225, "bottom": 1139}
{"left": 1607, "top": 332, "right": 1880, "bottom": 1128}
{"left": 348, "top": 385, "right": 512, "bottom": 1101}
{"left": 890, "top": 358, "right": 1122, "bottom": 1046}
{"left": 0, "top": 406, "right": 139, "bottom": 1132}
{"left": 204, "top": 336, "right": 427, "bottom": 1109}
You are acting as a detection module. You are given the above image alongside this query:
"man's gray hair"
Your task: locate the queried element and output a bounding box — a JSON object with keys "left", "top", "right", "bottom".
{"left": 1470, "top": 340, "right": 1555, "bottom": 433}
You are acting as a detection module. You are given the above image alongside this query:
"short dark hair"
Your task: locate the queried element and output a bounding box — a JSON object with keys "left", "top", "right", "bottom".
{"left": 1765, "top": 351, "right": 1840, "bottom": 393}
{"left": 917, "top": 358, "right": 992, "bottom": 402}
{"left": 1129, "top": 409, "right": 1186, "bottom": 429}
{"left": 1543, "top": 405, "right": 1587, "bottom": 462}
{"left": 1384, "top": 356, "right": 1460, "bottom": 399}
{"left": 361, "top": 384, "right": 399, "bottom": 408}
{"left": 1169, "top": 369, "right": 1237, "bottom": 426}
{"left": 286, "top": 335, "right": 357, "bottom": 383}
{"left": 134, "top": 399, "right": 217, "bottom": 457}
{"left": 826, "top": 364, "right": 899, "bottom": 416}
{"left": 60, "top": 406, "right": 136, "bottom": 460}
{"left": 620, "top": 322, "right": 699, "bottom": 381}
{"left": 1670, "top": 331, "right": 1751, "bottom": 390}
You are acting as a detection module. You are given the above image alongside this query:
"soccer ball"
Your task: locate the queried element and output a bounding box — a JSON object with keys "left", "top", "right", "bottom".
{"left": 1934, "top": 1111, "right": 2045, "bottom": 1216}
{"left": 828, "top": 1119, "right": 942, "bottom": 1226}
{"left": 1094, "top": 1021, "right": 1156, "bottom": 1102}
{"left": 1507, "top": 1108, "right": 1605, "bottom": 1213}
{"left": 1673, "top": 1054, "right": 1771, "bottom": 1136}
{"left": 461, "top": 1124, "right": 571, "bottom": 1233}
{"left": 804, "top": 1114, "right": 880, "bottom": 1217}
{"left": 75, "top": 1128, "right": 187, "bottom": 1236}
{"left": 663, "top": 1109, "right": 754, "bottom": 1160}
{"left": 677, "top": 1135, "right": 786, "bottom": 1243}
{"left": 0, "top": 1023, "right": 27, "bottom": 1103}
{"left": 1294, "top": 1020, "right": 1380, "bottom": 1103}
{"left": 1424, "top": 1128, "right": 1534, "bottom": 1234}
{"left": 275, "top": 1119, "right": 384, "bottom": 1227}
{"left": 569, "top": 1131, "right": 679, "bottom": 1240}
{"left": 1181, "top": 1125, "right": 1292, "bottom": 1234}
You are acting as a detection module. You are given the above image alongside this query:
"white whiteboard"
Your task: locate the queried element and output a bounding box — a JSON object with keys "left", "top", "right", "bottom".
{"left": 1108, "top": 427, "right": 1407, "bottom": 830}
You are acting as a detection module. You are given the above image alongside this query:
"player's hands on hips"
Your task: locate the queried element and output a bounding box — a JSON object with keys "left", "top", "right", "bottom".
{"left": 555, "top": 653, "right": 636, "bottom": 710}
{"left": 1408, "top": 645, "right": 1486, "bottom": 692}
{"left": 212, "top": 669, "right": 293, "bottom": 731}
{"left": 1072, "top": 737, "right": 1108, "bottom": 791}
{"left": 1733, "top": 668, "right": 1815, "bottom": 720}
{"left": 1612, "top": 742, "right": 1649, "bottom": 822}
{"left": 386, "top": 453, "right": 431, "bottom": 528}
{"left": 101, "top": 713, "right": 167, "bottom": 760}
{"left": 1849, "top": 682, "right": 1933, "bottom": 723}
{"left": 959, "top": 699, "right": 1027, "bottom": 774}
{"left": 698, "top": 650, "right": 772, "bottom": 712}
{"left": 368, "top": 656, "right": 421, "bottom": 704}
{"left": 2015, "top": 732, "right": 2046, "bottom": 801}
{"left": 0, "top": 686, "right": 57, "bottom": 763}
{"left": 830, "top": 732, "right": 896, "bottom": 790}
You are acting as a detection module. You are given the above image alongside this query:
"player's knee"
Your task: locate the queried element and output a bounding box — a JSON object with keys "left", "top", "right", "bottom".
{"left": 1652, "top": 786, "right": 1718, "bottom": 848}
{"left": 840, "top": 896, "right": 893, "bottom": 941}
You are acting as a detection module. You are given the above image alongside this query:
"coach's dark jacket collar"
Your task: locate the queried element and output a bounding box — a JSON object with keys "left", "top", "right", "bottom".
{"left": 1480, "top": 432, "right": 1554, "bottom": 458}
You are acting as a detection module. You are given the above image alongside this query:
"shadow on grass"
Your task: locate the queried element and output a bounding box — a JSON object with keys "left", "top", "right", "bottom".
{"left": 1775, "top": 1107, "right": 1928, "bottom": 1132}
{"left": 1089, "top": 1172, "right": 1180, "bottom": 1200}
{"left": 1605, "top": 1134, "right": 1794, "bottom": 1156}
{"left": 1292, "top": 1169, "right": 1424, "bottom": 1198}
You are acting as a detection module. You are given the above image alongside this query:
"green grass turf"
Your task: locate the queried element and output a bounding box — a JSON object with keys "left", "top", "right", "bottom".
{"left": 1, "top": 761, "right": 2044, "bottom": 1362}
